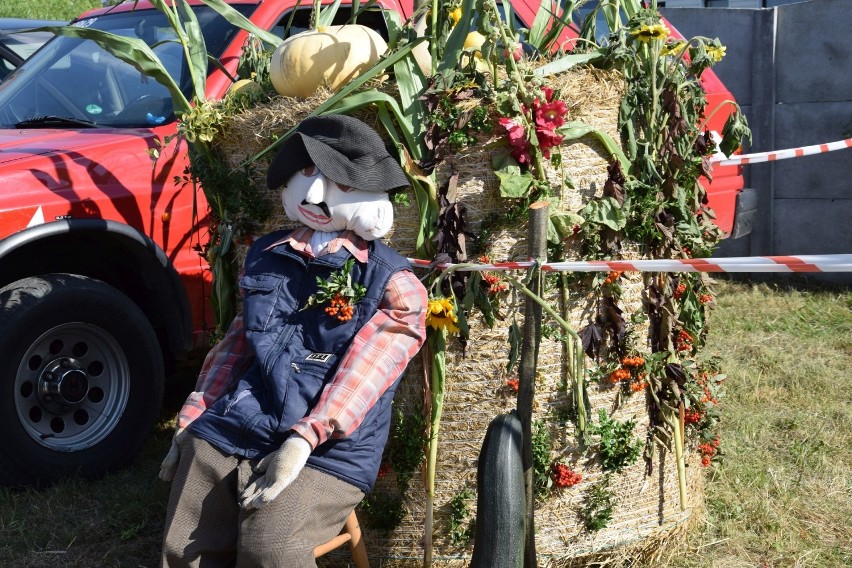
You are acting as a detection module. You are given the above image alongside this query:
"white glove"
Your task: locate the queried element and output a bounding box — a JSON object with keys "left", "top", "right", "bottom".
{"left": 240, "top": 435, "right": 312, "bottom": 510}
{"left": 159, "top": 427, "right": 186, "bottom": 482}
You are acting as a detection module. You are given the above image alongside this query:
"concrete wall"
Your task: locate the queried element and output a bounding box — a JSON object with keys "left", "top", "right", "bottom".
{"left": 662, "top": 0, "right": 852, "bottom": 282}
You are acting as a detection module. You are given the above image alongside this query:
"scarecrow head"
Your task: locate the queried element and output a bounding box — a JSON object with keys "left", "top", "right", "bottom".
{"left": 266, "top": 115, "right": 408, "bottom": 241}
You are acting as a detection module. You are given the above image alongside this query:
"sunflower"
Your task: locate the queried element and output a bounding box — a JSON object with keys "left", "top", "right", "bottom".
{"left": 660, "top": 40, "right": 686, "bottom": 57}
{"left": 707, "top": 45, "right": 727, "bottom": 63}
{"left": 426, "top": 297, "right": 460, "bottom": 334}
{"left": 631, "top": 23, "right": 670, "bottom": 43}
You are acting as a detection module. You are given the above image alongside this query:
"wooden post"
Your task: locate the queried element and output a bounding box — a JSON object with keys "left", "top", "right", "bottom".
{"left": 517, "top": 201, "right": 548, "bottom": 568}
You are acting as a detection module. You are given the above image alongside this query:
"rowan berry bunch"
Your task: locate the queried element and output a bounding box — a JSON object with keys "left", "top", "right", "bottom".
{"left": 698, "top": 439, "right": 720, "bottom": 467}
{"left": 550, "top": 462, "right": 582, "bottom": 488}
{"left": 675, "top": 329, "right": 695, "bottom": 353}
{"left": 606, "top": 354, "right": 648, "bottom": 393}
{"left": 324, "top": 293, "right": 355, "bottom": 322}
{"left": 483, "top": 272, "right": 509, "bottom": 295}
{"left": 680, "top": 358, "right": 726, "bottom": 465}
{"left": 302, "top": 258, "right": 366, "bottom": 322}
{"left": 603, "top": 271, "right": 623, "bottom": 286}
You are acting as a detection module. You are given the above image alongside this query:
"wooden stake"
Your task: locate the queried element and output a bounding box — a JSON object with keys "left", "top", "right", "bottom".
{"left": 517, "top": 201, "right": 548, "bottom": 568}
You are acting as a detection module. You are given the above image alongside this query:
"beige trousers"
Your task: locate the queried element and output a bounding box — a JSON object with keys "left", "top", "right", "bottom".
{"left": 162, "top": 434, "right": 363, "bottom": 568}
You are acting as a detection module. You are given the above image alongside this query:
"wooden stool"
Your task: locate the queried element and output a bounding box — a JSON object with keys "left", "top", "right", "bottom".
{"left": 313, "top": 510, "right": 369, "bottom": 568}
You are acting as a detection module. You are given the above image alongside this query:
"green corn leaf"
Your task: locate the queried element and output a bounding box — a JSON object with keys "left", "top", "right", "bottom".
{"left": 559, "top": 121, "right": 631, "bottom": 172}
{"left": 437, "top": 0, "right": 475, "bottom": 76}
{"left": 528, "top": 0, "right": 553, "bottom": 48}
{"left": 327, "top": 90, "right": 419, "bottom": 155}
{"left": 200, "top": 0, "right": 282, "bottom": 47}
{"left": 174, "top": 0, "right": 209, "bottom": 102}
{"left": 533, "top": 49, "right": 605, "bottom": 77}
{"left": 318, "top": 0, "right": 344, "bottom": 28}
{"left": 37, "top": 25, "right": 191, "bottom": 116}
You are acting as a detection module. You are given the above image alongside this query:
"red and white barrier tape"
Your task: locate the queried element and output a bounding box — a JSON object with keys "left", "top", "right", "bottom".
{"left": 710, "top": 138, "right": 852, "bottom": 167}
{"left": 410, "top": 254, "right": 852, "bottom": 273}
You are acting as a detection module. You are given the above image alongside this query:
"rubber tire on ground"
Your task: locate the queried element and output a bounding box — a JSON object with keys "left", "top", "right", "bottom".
{"left": 0, "top": 274, "right": 164, "bottom": 487}
{"left": 470, "top": 411, "right": 525, "bottom": 568}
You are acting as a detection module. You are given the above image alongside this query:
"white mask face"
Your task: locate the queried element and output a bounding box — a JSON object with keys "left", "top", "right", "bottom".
{"left": 281, "top": 165, "right": 394, "bottom": 241}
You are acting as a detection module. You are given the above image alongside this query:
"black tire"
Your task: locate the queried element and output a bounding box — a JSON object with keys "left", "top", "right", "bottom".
{"left": 0, "top": 274, "right": 164, "bottom": 487}
{"left": 471, "top": 412, "right": 525, "bottom": 568}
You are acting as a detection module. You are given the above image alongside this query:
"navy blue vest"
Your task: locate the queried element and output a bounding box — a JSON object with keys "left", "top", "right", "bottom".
{"left": 188, "top": 230, "right": 413, "bottom": 494}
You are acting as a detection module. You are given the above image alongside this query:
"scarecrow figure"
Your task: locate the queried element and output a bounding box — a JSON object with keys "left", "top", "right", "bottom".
{"left": 159, "top": 115, "right": 427, "bottom": 567}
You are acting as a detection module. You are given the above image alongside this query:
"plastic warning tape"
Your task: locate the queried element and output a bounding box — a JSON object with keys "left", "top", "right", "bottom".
{"left": 409, "top": 254, "right": 852, "bottom": 273}
{"left": 710, "top": 138, "right": 852, "bottom": 167}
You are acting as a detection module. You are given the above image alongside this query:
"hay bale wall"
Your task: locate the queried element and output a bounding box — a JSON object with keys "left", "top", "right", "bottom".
{"left": 214, "top": 67, "right": 702, "bottom": 566}
{"left": 349, "top": 68, "right": 702, "bottom": 566}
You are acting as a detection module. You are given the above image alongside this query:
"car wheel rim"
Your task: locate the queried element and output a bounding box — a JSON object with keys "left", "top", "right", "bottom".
{"left": 14, "top": 322, "right": 130, "bottom": 452}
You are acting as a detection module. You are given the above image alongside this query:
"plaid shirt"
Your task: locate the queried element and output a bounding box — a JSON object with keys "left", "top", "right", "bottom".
{"left": 178, "top": 228, "right": 427, "bottom": 450}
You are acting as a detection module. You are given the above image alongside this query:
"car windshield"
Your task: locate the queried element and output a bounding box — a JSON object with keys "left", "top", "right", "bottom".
{"left": 0, "top": 30, "right": 56, "bottom": 80}
{"left": 0, "top": 5, "right": 254, "bottom": 129}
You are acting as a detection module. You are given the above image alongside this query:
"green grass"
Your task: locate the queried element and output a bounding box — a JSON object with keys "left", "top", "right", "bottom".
{"left": 664, "top": 278, "right": 852, "bottom": 568}
{"left": 0, "top": 1, "right": 106, "bottom": 21}
{"left": 0, "top": 279, "right": 849, "bottom": 567}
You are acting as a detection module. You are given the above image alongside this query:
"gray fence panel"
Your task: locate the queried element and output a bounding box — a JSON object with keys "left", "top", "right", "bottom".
{"left": 775, "top": 0, "right": 852, "bottom": 104}
{"left": 774, "top": 198, "right": 852, "bottom": 254}
{"left": 773, "top": 101, "right": 852, "bottom": 200}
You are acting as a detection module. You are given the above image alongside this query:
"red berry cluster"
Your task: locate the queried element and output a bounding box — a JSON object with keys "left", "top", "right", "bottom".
{"left": 684, "top": 408, "right": 703, "bottom": 424}
{"left": 483, "top": 272, "right": 509, "bottom": 295}
{"left": 699, "top": 293, "right": 713, "bottom": 304}
{"left": 505, "top": 378, "right": 519, "bottom": 393}
{"left": 628, "top": 376, "right": 648, "bottom": 392}
{"left": 603, "top": 271, "right": 623, "bottom": 285}
{"left": 673, "top": 282, "right": 687, "bottom": 299}
{"left": 550, "top": 462, "right": 582, "bottom": 488}
{"left": 675, "top": 329, "right": 695, "bottom": 352}
{"left": 608, "top": 367, "right": 631, "bottom": 383}
{"left": 377, "top": 461, "right": 392, "bottom": 478}
{"left": 324, "top": 293, "right": 354, "bottom": 322}
{"left": 698, "top": 439, "right": 720, "bottom": 467}
{"left": 608, "top": 355, "right": 647, "bottom": 392}
{"left": 697, "top": 372, "right": 719, "bottom": 405}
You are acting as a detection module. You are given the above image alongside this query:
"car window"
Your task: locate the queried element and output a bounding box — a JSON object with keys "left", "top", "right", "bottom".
{"left": 0, "top": 5, "right": 255, "bottom": 129}
{"left": 272, "top": 7, "right": 390, "bottom": 41}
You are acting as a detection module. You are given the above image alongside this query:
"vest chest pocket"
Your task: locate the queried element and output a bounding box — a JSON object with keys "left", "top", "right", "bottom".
{"left": 240, "top": 274, "right": 286, "bottom": 332}
{"left": 301, "top": 302, "right": 362, "bottom": 354}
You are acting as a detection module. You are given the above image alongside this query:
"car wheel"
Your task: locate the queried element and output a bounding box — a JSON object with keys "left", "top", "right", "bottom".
{"left": 0, "top": 274, "right": 164, "bottom": 487}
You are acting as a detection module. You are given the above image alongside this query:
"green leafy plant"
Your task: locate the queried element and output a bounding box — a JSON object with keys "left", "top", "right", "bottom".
{"left": 385, "top": 406, "right": 427, "bottom": 492}
{"left": 580, "top": 474, "right": 616, "bottom": 531}
{"left": 447, "top": 488, "right": 476, "bottom": 546}
{"left": 589, "top": 409, "right": 642, "bottom": 474}
{"left": 302, "top": 258, "right": 367, "bottom": 316}
{"left": 531, "top": 419, "right": 553, "bottom": 497}
{"left": 359, "top": 492, "right": 405, "bottom": 532}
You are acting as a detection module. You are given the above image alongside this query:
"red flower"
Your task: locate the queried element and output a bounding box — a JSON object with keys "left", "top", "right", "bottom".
{"left": 498, "top": 116, "right": 533, "bottom": 164}
{"left": 534, "top": 99, "right": 568, "bottom": 130}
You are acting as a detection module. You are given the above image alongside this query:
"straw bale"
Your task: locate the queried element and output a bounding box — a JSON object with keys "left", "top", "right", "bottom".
{"left": 210, "top": 66, "right": 703, "bottom": 566}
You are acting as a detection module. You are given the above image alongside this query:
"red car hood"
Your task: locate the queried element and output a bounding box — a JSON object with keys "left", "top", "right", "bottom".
{"left": 0, "top": 127, "right": 163, "bottom": 164}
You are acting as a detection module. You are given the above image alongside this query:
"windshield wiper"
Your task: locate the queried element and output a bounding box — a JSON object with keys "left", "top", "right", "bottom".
{"left": 15, "top": 115, "right": 97, "bottom": 129}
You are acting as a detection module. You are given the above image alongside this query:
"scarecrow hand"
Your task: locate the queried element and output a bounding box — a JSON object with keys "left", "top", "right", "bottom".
{"left": 158, "top": 427, "right": 186, "bottom": 482}
{"left": 240, "top": 435, "right": 311, "bottom": 510}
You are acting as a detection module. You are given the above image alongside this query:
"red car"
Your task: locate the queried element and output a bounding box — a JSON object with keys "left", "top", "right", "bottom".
{"left": 0, "top": 0, "right": 749, "bottom": 485}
